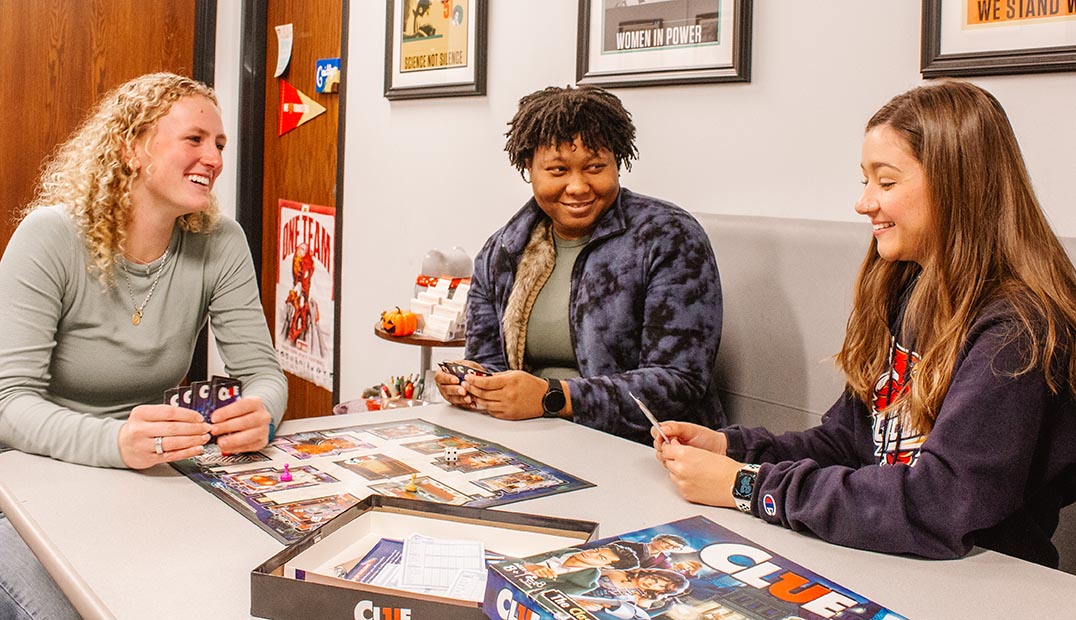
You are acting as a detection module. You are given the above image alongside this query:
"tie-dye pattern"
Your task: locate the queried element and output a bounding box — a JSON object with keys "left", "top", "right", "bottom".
{"left": 465, "top": 188, "right": 725, "bottom": 443}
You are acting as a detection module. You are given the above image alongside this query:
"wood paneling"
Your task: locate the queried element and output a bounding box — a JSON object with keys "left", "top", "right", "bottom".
{"left": 0, "top": 0, "right": 196, "bottom": 252}
{"left": 262, "top": 0, "right": 343, "bottom": 419}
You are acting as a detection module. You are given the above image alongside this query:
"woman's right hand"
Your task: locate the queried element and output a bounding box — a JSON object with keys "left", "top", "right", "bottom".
{"left": 118, "top": 404, "right": 212, "bottom": 469}
{"left": 434, "top": 360, "right": 488, "bottom": 410}
{"left": 653, "top": 421, "right": 727, "bottom": 460}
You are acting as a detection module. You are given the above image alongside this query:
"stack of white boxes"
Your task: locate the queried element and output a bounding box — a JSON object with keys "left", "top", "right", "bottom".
{"left": 409, "top": 278, "right": 469, "bottom": 340}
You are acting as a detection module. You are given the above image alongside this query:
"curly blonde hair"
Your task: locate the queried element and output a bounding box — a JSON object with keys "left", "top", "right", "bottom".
{"left": 24, "top": 72, "right": 221, "bottom": 283}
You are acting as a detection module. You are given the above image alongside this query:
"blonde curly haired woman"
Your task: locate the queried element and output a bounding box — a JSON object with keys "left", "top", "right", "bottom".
{"left": 0, "top": 73, "right": 286, "bottom": 619}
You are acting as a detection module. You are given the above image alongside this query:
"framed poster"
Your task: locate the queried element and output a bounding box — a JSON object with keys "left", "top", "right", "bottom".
{"left": 922, "top": 0, "right": 1076, "bottom": 77}
{"left": 384, "top": 0, "right": 488, "bottom": 99}
{"left": 577, "top": 0, "right": 752, "bottom": 88}
{"left": 276, "top": 199, "right": 336, "bottom": 391}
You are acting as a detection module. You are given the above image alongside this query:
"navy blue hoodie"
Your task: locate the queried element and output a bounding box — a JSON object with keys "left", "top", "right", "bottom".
{"left": 724, "top": 299, "right": 1076, "bottom": 567}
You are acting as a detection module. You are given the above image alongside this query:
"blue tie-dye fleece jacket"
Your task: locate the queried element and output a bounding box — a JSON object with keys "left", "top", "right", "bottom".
{"left": 465, "top": 188, "right": 726, "bottom": 443}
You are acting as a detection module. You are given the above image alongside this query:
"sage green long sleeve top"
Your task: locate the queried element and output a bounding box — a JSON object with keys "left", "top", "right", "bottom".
{"left": 0, "top": 205, "right": 287, "bottom": 467}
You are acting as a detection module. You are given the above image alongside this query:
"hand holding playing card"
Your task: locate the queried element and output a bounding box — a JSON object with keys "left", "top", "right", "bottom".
{"left": 434, "top": 360, "right": 490, "bottom": 409}
{"left": 652, "top": 421, "right": 728, "bottom": 461}
{"left": 438, "top": 360, "right": 492, "bottom": 382}
{"left": 210, "top": 396, "right": 272, "bottom": 454}
{"left": 118, "top": 404, "right": 212, "bottom": 469}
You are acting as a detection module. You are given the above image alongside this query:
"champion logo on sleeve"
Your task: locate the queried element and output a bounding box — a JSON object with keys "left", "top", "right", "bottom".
{"left": 762, "top": 494, "right": 777, "bottom": 516}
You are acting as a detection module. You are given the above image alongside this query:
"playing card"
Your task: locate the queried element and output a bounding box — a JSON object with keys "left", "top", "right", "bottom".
{"left": 164, "top": 387, "right": 182, "bottom": 407}
{"left": 210, "top": 375, "right": 243, "bottom": 411}
{"left": 438, "top": 361, "right": 491, "bottom": 382}
{"left": 191, "top": 380, "right": 212, "bottom": 423}
{"left": 629, "top": 392, "right": 669, "bottom": 443}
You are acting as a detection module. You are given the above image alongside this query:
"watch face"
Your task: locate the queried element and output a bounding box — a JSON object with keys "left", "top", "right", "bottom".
{"left": 733, "top": 470, "right": 755, "bottom": 500}
{"left": 543, "top": 389, "right": 566, "bottom": 413}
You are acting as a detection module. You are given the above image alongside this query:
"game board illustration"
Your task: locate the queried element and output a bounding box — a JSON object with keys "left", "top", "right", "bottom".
{"left": 485, "top": 515, "right": 909, "bottom": 620}
{"left": 170, "top": 418, "right": 593, "bottom": 544}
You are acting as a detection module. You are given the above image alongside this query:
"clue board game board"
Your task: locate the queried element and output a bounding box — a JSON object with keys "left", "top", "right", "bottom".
{"left": 170, "top": 418, "right": 593, "bottom": 544}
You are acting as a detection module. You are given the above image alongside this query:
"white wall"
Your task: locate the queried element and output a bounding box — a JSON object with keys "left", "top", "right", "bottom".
{"left": 208, "top": 0, "right": 244, "bottom": 377}
{"left": 214, "top": 1, "right": 243, "bottom": 221}
{"left": 220, "top": 3, "right": 1076, "bottom": 403}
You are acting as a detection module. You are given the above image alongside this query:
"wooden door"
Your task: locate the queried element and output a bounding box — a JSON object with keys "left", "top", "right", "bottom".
{"left": 244, "top": 0, "right": 346, "bottom": 419}
{"left": 0, "top": 0, "right": 207, "bottom": 253}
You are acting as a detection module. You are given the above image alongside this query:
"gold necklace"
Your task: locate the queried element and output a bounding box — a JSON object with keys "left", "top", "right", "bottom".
{"left": 121, "top": 248, "right": 170, "bottom": 326}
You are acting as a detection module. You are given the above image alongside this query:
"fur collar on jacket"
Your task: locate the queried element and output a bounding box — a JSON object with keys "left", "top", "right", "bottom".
{"left": 502, "top": 219, "right": 555, "bottom": 370}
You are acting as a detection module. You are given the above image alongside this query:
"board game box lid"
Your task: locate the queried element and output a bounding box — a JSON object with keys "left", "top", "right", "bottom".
{"left": 483, "top": 515, "right": 909, "bottom": 620}
{"left": 251, "top": 495, "right": 599, "bottom": 620}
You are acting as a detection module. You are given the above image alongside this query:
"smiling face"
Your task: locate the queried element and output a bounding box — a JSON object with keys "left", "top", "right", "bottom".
{"left": 129, "top": 95, "right": 225, "bottom": 221}
{"left": 527, "top": 136, "right": 620, "bottom": 240}
{"left": 856, "top": 125, "right": 934, "bottom": 265}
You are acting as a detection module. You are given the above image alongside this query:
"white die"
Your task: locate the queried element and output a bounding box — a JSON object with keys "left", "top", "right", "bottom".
{"left": 443, "top": 447, "right": 458, "bottom": 463}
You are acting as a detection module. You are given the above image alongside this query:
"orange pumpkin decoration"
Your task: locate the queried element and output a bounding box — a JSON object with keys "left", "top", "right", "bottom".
{"left": 380, "top": 306, "right": 418, "bottom": 337}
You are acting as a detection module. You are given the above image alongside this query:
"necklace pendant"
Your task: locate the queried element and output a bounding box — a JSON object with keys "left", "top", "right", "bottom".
{"left": 132, "top": 309, "right": 142, "bottom": 326}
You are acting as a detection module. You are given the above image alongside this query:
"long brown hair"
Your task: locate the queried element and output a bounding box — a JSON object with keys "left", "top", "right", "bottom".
{"left": 837, "top": 80, "right": 1076, "bottom": 432}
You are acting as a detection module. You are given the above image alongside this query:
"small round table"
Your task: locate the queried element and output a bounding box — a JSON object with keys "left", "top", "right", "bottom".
{"left": 373, "top": 325, "right": 465, "bottom": 376}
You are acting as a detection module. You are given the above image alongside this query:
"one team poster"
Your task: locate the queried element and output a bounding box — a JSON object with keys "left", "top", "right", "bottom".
{"left": 170, "top": 418, "right": 593, "bottom": 544}
{"left": 486, "top": 515, "right": 909, "bottom": 620}
{"left": 276, "top": 199, "right": 335, "bottom": 390}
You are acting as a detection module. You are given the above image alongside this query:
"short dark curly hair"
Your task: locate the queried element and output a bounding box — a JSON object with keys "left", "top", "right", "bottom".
{"left": 504, "top": 85, "right": 638, "bottom": 179}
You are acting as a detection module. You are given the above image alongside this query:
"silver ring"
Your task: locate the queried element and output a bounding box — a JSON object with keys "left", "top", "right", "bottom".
{"left": 154, "top": 436, "right": 164, "bottom": 455}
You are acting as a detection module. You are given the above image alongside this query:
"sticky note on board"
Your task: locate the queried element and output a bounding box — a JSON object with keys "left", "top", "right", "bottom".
{"left": 274, "top": 23, "right": 293, "bottom": 77}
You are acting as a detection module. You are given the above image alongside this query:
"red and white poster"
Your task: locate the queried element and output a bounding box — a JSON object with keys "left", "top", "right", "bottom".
{"left": 276, "top": 199, "right": 335, "bottom": 390}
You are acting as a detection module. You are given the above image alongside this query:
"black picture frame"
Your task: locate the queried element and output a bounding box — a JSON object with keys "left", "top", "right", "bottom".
{"left": 577, "top": 0, "right": 752, "bottom": 88}
{"left": 922, "top": 0, "right": 1076, "bottom": 78}
{"left": 384, "top": 0, "right": 487, "bottom": 100}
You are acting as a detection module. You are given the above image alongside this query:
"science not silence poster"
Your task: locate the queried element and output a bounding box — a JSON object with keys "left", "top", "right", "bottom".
{"left": 276, "top": 199, "right": 335, "bottom": 390}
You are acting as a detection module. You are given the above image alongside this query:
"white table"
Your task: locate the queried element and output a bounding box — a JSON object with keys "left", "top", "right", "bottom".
{"left": 1, "top": 404, "right": 1074, "bottom": 619}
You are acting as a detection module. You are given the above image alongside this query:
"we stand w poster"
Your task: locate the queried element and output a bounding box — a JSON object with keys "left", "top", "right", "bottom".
{"left": 276, "top": 199, "right": 335, "bottom": 390}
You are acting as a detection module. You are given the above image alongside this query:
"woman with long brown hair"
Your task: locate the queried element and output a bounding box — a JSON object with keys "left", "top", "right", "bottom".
{"left": 654, "top": 80, "right": 1076, "bottom": 568}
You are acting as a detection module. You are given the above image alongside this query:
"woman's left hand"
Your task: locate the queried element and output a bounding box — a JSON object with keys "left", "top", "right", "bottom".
{"left": 463, "top": 371, "right": 549, "bottom": 420}
{"left": 209, "top": 396, "right": 272, "bottom": 453}
{"left": 659, "top": 441, "right": 743, "bottom": 508}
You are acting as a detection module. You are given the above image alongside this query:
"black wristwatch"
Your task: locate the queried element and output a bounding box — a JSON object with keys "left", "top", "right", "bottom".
{"left": 541, "top": 378, "right": 566, "bottom": 418}
{"left": 732, "top": 464, "right": 761, "bottom": 513}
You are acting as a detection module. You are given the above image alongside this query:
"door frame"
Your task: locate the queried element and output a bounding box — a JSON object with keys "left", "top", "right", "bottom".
{"left": 236, "top": 0, "right": 349, "bottom": 401}
{"left": 190, "top": 0, "right": 218, "bottom": 381}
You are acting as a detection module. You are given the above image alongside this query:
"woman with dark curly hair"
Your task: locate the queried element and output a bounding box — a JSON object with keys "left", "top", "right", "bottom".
{"left": 435, "top": 85, "right": 724, "bottom": 444}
